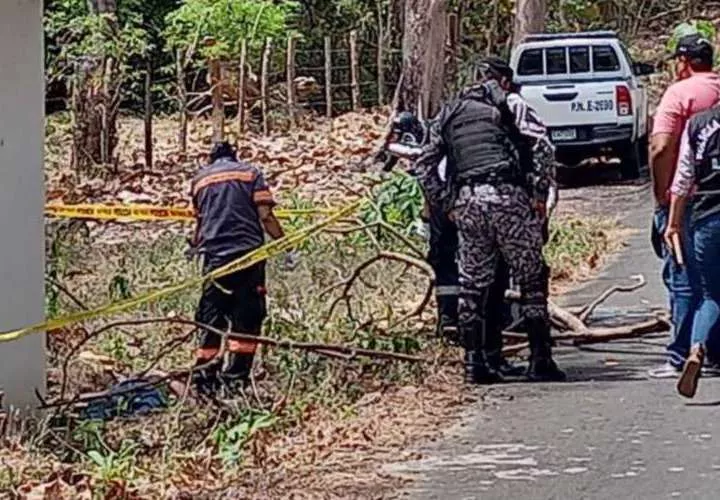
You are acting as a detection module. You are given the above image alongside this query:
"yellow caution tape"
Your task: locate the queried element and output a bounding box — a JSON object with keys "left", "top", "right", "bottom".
{"left": 0, "top": 199, "right": 365, "bottom": 343}
{"left": 44, "top": 203, "right": 336, "bottom": 222}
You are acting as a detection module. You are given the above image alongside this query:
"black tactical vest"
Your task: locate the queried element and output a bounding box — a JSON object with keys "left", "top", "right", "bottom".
{"left": 442, "top": 95, "right": 522, "bottom": 186}
{"left": 686, "top": 106, "right": 720, "bottom": 226}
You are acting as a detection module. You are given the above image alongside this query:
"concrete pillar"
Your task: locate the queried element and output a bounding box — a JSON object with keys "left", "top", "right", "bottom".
{"left": 0, "top": 0, "right": 46, "bottom": 410}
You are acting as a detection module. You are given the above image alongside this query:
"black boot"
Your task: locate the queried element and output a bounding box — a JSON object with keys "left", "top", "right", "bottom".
{"left": 435, "top": 294, "right": 460, "bottom": 344}
{"left": 464, "top": 350, "right": 503, "bottom": 385}
{"left": 192, "top": 359, "right": 221, "bottom": 398}
{"left": 488, "top": 356, "right": 526, "bottom": 377}
{"left": 220, "top": 352, "right": 253, "bottom": 397}
{"left": 459, "top": 290, "right": 501, "bottom": 385}
{"left": 526, "top": 318, "right": 566, "bottom": 382}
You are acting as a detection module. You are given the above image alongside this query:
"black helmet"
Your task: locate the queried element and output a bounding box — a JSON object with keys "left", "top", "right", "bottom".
{"left": 392, "top": 111, "right": 424, "bottom": 143}
{"left": 474, "top": 56, "right": 514, "bottom": 84}
{"left": 209, "top": 141, "right": 237, "bottom": 162}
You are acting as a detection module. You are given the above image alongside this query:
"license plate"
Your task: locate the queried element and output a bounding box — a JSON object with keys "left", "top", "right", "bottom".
{"left": 571, "top": 99, "right": 614, "bottom": 112}
{"left": 551, "top": 128, "right": 577, "bottom": 141}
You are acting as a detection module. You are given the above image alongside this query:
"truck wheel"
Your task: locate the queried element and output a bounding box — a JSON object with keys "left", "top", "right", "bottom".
{"left": 619, "top": 136, "right": 646, "bottom": 180}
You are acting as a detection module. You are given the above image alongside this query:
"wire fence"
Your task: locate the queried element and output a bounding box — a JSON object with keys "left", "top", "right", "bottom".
{"left": 170, "top": 29, "right": 404, "bottom": 138}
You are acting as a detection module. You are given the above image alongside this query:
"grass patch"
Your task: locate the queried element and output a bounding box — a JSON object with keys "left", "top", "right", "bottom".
{"left": 545, "top": 215, "right": 623, "bottom": 285}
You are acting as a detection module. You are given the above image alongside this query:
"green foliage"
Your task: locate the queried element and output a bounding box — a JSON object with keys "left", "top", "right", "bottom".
{"left": 44, "top": 0, "right": 149, "bottom": 83}
{"left": 361, "top": 171, "right": 424, "bottom": 235}
{"left": 212, "top": 411, "right": 277, "bottom": 467}
{"left": 164, "top": 0, "right": 298, "bottom": 60}
{"left": 87, "top": 440, "right": 140, "bottom": 483}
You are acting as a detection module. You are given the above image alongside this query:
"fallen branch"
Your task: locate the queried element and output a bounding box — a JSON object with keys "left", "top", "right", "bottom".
{"left": 46, "top": 316, "right": 429, "bottom": 411}
{"left": 577, "top": 274, "right": 646, "bottom": 323}
{"left": 322, "top": 250, "right": 434, "bottom": 323}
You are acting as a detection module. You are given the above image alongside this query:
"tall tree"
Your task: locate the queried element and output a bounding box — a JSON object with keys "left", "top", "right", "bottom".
{"left": 394, "top": 0, "right": 447, "bottom": 118}
{"left": 513, "top": 0, "right": 546, "bottom": 47}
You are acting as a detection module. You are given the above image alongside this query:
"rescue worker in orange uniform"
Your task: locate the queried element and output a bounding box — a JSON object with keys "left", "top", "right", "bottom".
{"left": 189, "top": 141, "right": 293, "bottom": 397}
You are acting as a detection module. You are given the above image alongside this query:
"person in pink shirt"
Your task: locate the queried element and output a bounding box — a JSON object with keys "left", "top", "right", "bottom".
{"left": 648, "top": 34, "right": 720, "bottom": 379}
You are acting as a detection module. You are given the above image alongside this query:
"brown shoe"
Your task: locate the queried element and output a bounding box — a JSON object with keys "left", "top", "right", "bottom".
{"left": 677, "top": 345, "right": 705, "bottom": 398}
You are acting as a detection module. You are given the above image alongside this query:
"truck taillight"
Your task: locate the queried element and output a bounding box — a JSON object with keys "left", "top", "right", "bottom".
{"left": 616, "top": 85, "right": 632, "bottom": 116}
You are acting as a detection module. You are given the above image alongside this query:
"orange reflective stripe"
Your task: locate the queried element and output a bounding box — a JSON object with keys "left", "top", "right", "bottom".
{"left": 193, "top": 171, "right": 256, "bottom": 195}
{"left": 195, "top": 347, "right": 220, "bottom": 360}
{"left": 253, "top": 189, "right": 274, "bottom": 204}
{"left": 227, "top": 338, "right": 258, "bottom": 354}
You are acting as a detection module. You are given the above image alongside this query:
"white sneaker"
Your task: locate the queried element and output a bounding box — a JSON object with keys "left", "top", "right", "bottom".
{"left": 701, "top": 364, "right": 720, "bottom": 377}
{"left": 647, "top": 362, "right": 681, "bottom": 379}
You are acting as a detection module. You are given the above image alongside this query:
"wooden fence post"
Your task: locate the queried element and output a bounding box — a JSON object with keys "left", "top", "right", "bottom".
{"left": 376, "top": 16, "right": 385, "bottom": 106}
{"left": 237, "top": 39, "right": 247, "bottom": 138}
{"left": 209, "top": 58, "right": 224, "bottom": 143}
{"left": 324, "top": 36, "right": 332, "bottom": 118}
{"left": 144, "top": 58, "right": 153, "bottom": 169}
{"left": 261, "top": 37, "right": 272, "bottom": 136}
{"left": 286, "top": 35, "right": 297, "bottom": 127}
{"left": 349, "top": 30, "right": 360, "bottom": 111}
{"left": 175, "top": 49, "right": 188, "bottom": 153}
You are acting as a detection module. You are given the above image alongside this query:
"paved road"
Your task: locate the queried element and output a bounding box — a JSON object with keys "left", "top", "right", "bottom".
{"left": 389, "top": 180, "right": 720, "bottom": 500}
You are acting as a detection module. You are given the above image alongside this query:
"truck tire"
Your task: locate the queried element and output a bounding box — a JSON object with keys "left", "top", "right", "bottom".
{"left": 619, "top": 135, "right": 647, "bottom": 180}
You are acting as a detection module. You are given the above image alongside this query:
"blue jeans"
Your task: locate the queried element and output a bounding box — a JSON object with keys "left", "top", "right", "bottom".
{"left": 654, "top": 206, "right": 701, "bottom": 368}
{"left": 690, "top": 214, "right": 720, "bottom": 351}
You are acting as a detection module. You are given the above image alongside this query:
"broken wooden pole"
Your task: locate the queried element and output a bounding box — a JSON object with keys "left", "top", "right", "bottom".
{"left": 324, "top": 35, "right": 332, "bottom": 118}
{"left": 144, "top": 58, "right": 153, "bottom": 169}
{"left": 261, "top": 37, "right": 272, "bottom": 136}
{"left": 349, "top": 30, "right": 360, "bottom": 111}
{"left": 237, "top": 38, "right": 247, "bottom": 138}
{"left": 286, "top": 35, "right": 297, "bottom": 127}
{"left": 175, "top": 49, "right": 188, "bottom": 153}
{"left": 376, "top": 8, "right": 385, "bottom": 106}
{"left": 209, "top": 58, "right": 224, "bottom": 143}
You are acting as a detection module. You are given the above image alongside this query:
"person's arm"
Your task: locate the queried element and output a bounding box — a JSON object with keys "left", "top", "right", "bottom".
{"left": 664, "top": 122, "right": 695, "bottom": 255}
{"left": 415, "top": 108, "right": 450, "bottom": 206}
{"left": 650, "top": 87, "right": 683, "bottom": 207}
{"left": 257, "top": 205, "right": 284, "bottom": 240}
{"left": 651, "top": 134, "right": 680, "bottom": 207}
{"left": 252, "top": 171, "right": 285, "bottom": 240}
{"left": 508, "top": 93, "right": 554, "bottom": 216}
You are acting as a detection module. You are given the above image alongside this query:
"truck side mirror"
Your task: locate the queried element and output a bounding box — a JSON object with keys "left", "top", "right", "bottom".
{"left": 633, "top": 62, "right": 655, "bottom": 76}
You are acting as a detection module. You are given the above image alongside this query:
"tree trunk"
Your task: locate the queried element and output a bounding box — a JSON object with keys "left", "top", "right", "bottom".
{"left": 395, "top": 0, "right": 447, "bottom": 119}
{"left": 72, "top": 0, "right": 120, "bottom": 172}
{"left": 513, "top": 0, "right": 546, "bottom": 48}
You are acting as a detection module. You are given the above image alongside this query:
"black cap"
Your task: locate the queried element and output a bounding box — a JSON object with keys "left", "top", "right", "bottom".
{"left": 671, "top": 33, "right": 714, "bottom": 62}
{"left": 209, "top": 141, "right": 237, "bottom": 162}
{"left": 475, "top": 56, "right": 514, "bottom": 82}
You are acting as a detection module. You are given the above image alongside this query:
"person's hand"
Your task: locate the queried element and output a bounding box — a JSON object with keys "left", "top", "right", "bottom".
{"left": 283, "top": 250, "right": 300, "bottom": 270}
{"left": 663, "top": 224, "right": 680, "bottom": 251}
{"left": 664, "top": 224, "right": 684, "bottom": 265}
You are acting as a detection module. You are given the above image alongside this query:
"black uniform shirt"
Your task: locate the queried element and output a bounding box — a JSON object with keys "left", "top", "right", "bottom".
{"left": 191, "top": 157, "right": 275, "bottom": 265}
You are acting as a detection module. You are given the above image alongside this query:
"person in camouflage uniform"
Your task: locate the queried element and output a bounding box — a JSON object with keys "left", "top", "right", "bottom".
{"left": 416, "top": 69, "right": 565, "bottom": 384}
{"left": 475, "top": 56, "right": 558, "bottom": 374}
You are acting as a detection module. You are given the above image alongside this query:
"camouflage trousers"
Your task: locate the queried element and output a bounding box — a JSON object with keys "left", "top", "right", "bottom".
{"left": 452, "top": 183, "right": 549, "bottom": 351}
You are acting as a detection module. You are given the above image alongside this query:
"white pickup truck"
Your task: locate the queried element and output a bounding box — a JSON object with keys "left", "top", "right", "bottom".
{"left": 509, "top": 31, "right": 655, "bottom": 179}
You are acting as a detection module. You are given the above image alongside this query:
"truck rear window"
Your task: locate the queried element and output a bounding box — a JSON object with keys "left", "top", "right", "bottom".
{"left": 517, "top": 44, "right": 623, "bottom": 76}
{"left": 546, "top": 47, "right": 567, "bottom": 74}
{"left": 592, "top": 45, "right": 620, "bottom": 71}
{"left": 569, "top": 46, "right": 590, "bottom": 73}
{"left": 518, "top": 49, "right": 543, "bottom": 75}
